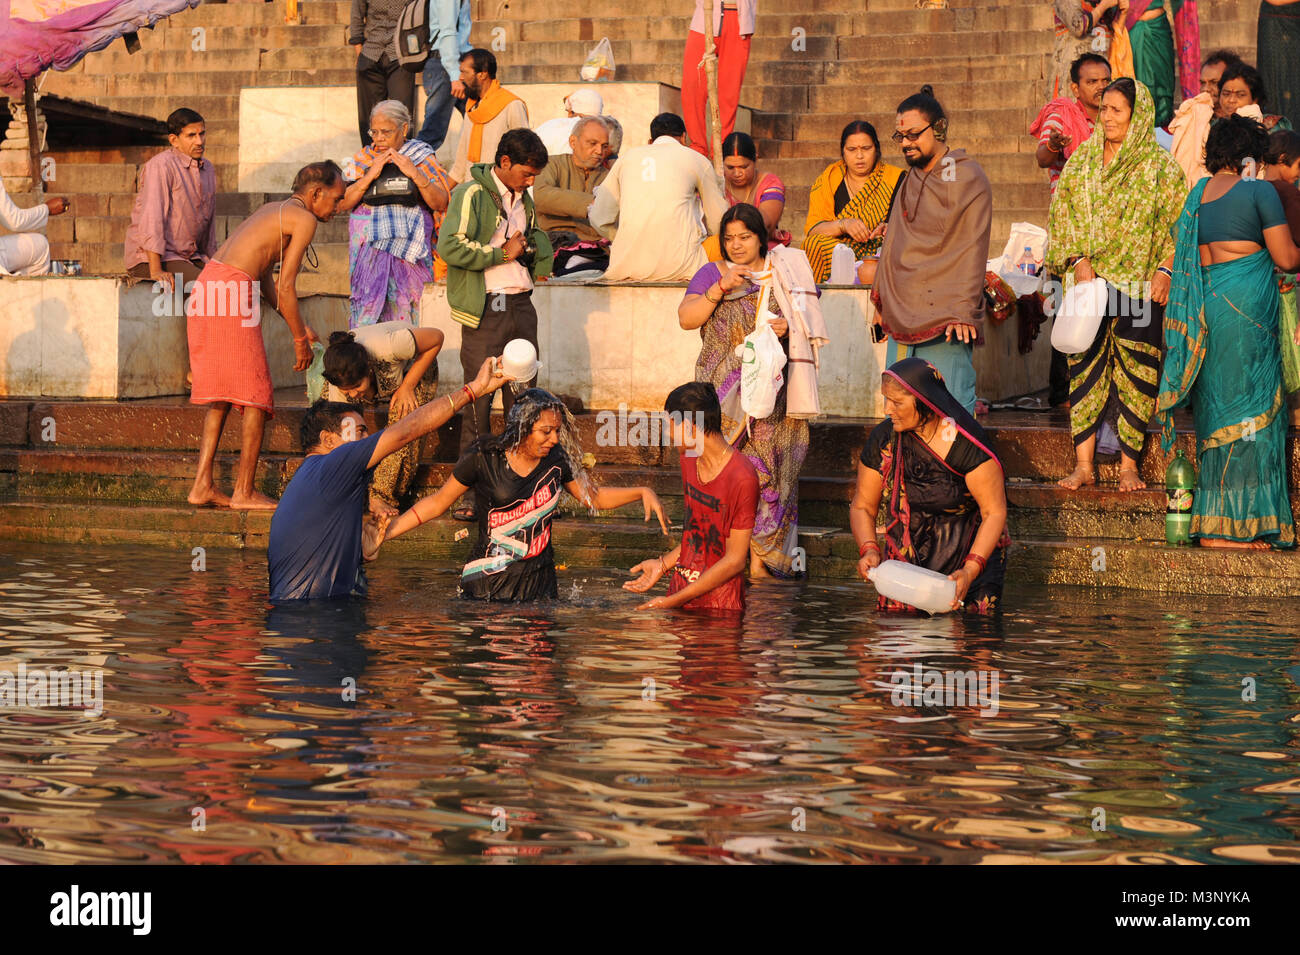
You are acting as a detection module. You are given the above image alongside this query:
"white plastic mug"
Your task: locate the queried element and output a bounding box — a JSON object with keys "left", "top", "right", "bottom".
{"left": 501, "top": 338, "right": 541, "bottom": 382}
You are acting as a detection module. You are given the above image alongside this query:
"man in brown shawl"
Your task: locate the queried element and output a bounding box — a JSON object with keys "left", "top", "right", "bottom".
{"left": 872, "top": 85, "right": 992, "bottom": 415}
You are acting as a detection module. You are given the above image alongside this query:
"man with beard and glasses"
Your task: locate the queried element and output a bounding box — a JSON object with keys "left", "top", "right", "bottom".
{"left": 872, "top": 85, "right": 993, "bottom": 417}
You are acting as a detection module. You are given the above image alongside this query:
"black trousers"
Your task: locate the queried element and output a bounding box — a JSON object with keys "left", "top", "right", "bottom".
{"left": 458, "top": 291, "right": 539, "bottom": 454}
{"left": 356, "top": 53, "right": 417, "bottom": 148}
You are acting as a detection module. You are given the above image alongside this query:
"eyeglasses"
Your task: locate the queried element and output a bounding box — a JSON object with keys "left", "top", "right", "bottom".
{"left": 891, "top": 123, "right": 933, "bottom": 144}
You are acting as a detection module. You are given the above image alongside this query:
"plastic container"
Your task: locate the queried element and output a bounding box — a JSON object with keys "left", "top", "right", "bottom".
{"left": 1051, "top": 277, "right": 1108, "bottom": 354}
{"left": 305, "top": 341, "right": 327, "bottom": 404}
{"left": 1015, "top": 245, "right": 1039, "bottom": 275}
{"left": 866, "top": 559, "right": 957, "bottom": 614}
{"left": 1165, "top": 449, "right": 1195, "bottom": 546}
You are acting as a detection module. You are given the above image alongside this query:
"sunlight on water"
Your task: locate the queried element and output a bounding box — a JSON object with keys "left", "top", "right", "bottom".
{"left": 0, "top": 542, "right": 1297, "bottom": 864}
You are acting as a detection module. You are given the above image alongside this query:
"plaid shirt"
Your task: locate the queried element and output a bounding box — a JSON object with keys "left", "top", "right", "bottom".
{"left": 349, "top": 139, "right": 451, "bottom": 264}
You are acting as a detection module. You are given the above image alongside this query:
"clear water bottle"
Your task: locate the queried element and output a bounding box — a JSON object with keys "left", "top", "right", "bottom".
{"left": 866, "top": 559, "right": 957, "bottom": 614}
{"left": 305, "top": 341, "right": 327, "bottom": 404}
{"left": 1015, "top": 245, "right": 1038, "bottom": 276}
{"left": 1165, "top": 449, "right": 1195, "bottom": 546}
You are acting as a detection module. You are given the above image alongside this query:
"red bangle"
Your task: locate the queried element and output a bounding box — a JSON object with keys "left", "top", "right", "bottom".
{"left": 859, "top": 540, "right": 880, "bottom": 558}
{"left": 461, "top": 384, "right": 475, "bottom": 403}
{"left": 964, "top": 552, "right": 987, "bottom": 574}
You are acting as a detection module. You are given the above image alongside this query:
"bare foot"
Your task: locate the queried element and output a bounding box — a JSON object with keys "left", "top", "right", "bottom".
{"left": 1057, "top": 462, "right": 1096, "bottom": 490}
{"left": 188, "top": 484, "right": 232, "bottom": 508}
{"left": 1199, "top": 537, "right": 1271, "bottom": 550}
{"left": 230, "top": 490, "right": 279, "bottom": 511}
{"left": 1117, "top": 468, "right": 1146, "bottom": 492}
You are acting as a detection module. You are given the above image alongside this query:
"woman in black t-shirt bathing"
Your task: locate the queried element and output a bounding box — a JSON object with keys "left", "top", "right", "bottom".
{"left": 383, "top": 388, "right": 670, "bottom": 601}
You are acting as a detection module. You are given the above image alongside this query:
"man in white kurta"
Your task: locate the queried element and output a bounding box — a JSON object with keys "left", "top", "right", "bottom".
{"left": 0, "top": 183, "right": 67, "bottom": 276}
{"left": 588, "top": 114, "right": 727, "bottom": 282}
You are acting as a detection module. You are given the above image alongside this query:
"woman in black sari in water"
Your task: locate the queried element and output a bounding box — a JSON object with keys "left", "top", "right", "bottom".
{"left": 850, "top": 357, "right": 1011, "bottom": 613}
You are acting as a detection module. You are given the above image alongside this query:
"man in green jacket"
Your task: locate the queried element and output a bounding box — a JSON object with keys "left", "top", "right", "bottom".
{"left": 437, "top": 128, "right": 554, "bottom": 478}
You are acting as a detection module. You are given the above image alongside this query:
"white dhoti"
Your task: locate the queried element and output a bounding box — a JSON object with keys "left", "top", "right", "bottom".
{"left": 0, "top": 232, "right": 51, "bottom": 275}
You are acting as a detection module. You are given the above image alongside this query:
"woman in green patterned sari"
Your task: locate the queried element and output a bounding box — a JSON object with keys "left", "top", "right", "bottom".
{"left": 1157, "top": 116, "right": 1300, "bottom": 548}
{"left": 1047, "top": 78, "right": 1187, "bottom": 492}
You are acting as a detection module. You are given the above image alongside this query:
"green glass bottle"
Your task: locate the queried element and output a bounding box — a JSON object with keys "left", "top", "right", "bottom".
{"left": 1165, "top": 449, "right": 1195, "bottom": 546}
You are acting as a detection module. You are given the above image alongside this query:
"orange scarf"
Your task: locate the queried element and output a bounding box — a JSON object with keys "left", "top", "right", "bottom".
{"left": 465, "top": 79, "right": 521, "bottom": 163}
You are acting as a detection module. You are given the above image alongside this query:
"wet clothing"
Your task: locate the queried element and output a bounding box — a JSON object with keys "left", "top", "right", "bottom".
{"left": 269, "top": 431, "right": 384, "bottom": 601}
{"left": 668, "top": 448, "right": 758, "bottom": 612}
{"left": 453, "top": 445, "right": 573, "bottom": 601}
{"left": 861, "top": 357, "right": 1010, "bottom": 614}
{"left": 187, "top": 260, "right": 272, "bottom": 415}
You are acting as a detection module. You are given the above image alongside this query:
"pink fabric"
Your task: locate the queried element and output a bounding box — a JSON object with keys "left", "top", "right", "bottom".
{"left": 123, "top": 148, "right": 217, "bottom": 271}
{"left": 1, "top": 0, "right": 201, "bottom": 95}
{"left": 1124, "top": 0, "right": 1201, "bottom": 100}
{"left": 187, "top": 260, "right": 273, "bottom": 416}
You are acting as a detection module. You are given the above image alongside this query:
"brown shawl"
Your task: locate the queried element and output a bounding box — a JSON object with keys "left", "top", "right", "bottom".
{"left": 875, "top": 148, "right": 993, "bottom": 344}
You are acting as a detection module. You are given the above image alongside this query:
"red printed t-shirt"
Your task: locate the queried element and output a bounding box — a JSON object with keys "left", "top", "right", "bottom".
{"left": 667, "top": 448, "right": 758, "bottom": 612}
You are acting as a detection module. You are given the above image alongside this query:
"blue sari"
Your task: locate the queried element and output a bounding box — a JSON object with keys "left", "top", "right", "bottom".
{"left": 1157, "top": 178, "right": 1295, "bottom": 546}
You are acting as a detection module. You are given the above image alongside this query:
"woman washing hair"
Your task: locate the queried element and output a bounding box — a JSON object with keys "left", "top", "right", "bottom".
{"left": 322, "top": 323, "right": 444, "bottom": 516}
{"left": 383, "top": 388, "right": 669, "bottom": 601}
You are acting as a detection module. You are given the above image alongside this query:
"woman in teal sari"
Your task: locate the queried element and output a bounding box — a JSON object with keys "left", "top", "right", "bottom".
{"left": 1157, "top": 115, "right": 1300, "bottom": 548}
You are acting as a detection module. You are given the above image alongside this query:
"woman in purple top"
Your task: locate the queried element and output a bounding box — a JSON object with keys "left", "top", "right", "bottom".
{"left": 678, "top": 202, "right": 810, "bottom": 579}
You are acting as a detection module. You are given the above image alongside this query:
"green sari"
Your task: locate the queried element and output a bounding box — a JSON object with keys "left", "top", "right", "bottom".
{"left": 1156, "top": 178, "right": 1295, "bottom": 546}
{"left": 1130, "top": 12, "right": 1176, "bottom": 128}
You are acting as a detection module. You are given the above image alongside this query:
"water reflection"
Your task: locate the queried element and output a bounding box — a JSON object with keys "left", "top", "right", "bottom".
{"left": 0, "top": 544, "right": 1296, "bottom": 864}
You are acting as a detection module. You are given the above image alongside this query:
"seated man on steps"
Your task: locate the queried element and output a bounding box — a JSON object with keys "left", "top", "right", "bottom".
{"left": 533, "top": 116, "right": 612, "bottom": 276}
{"left": 268, "top": 356, "right": 508, "bottom": 602}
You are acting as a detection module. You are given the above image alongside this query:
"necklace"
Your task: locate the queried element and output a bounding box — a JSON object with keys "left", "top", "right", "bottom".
{"left": 901, "top": 147, "right": 950, "bottom": 222}
{"left": 278, "top": 195, "right": 320, "bottom": 271}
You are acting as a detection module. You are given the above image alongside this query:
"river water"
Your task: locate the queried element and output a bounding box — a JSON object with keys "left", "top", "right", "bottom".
{"left": 0, "top": 541, "right": 1296, "bottom": 864}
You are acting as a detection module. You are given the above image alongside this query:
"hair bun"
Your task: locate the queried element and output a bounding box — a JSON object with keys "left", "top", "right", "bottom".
{"left": 327, "top": 331, "right": 355, "bottom": 346}
{"left": 919, "top": 84, "right": 935, "bottom": 97}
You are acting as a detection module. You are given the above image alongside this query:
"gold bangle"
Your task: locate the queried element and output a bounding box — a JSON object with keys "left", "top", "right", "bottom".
{"left": 445, "top": 394, "right": 456, "bottom": 414}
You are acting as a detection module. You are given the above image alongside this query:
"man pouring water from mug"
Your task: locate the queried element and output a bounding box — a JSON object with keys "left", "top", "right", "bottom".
{"left": 437, "top": 128, "right": 554, "bottom": 520}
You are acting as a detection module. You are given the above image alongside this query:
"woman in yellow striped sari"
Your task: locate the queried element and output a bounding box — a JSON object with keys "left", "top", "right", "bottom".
{"left": 803, "top": 121, "right": 905, "bottom": 284}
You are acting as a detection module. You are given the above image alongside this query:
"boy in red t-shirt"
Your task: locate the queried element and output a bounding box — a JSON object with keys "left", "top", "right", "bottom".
{"left": 625, "top": 382, "right": 758, "bottom": 612}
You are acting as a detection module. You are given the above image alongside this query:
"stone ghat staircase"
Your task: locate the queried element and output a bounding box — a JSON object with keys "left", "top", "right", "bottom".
{"left": 3, "top": 393, "right": 1300, "bottom": 597}
{"left": 35, "top": 0, "right": 1255, "bottom": 279}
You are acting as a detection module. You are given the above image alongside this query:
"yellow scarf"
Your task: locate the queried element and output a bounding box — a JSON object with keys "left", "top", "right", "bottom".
{"left": 465, "top": 79, "right": 521, "bottom": 163}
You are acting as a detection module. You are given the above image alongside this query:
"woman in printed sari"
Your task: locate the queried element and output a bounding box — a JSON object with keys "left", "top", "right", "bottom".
{"left": 1048, "top": 78, "right": 1187, "bottom": 492}
{"left": 1157, "top": 115, "right": 1300, "bottom": 548}
{"left": 702, "top": 132, "right": 791, "bottom": 261}
{"left": 338, "top": 100, "right": 451, "bottom": 328}
{"left": 803, "top": 121, "right": 904, "bottom": 284}
{"left": 851, "top": 357, "right": 1010, "bottom": 614}
{"left": 1050, "top": 0, "right": 1124, "bottom": 100}
{"left": 1126, "top": 0, "right": 1200, "bottom": 129}
{"left": 680, "top": 203, "right": 810, "bottom": 579}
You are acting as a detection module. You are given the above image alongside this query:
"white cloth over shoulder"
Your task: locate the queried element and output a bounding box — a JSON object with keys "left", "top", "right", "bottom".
{"left": 0, "top": 182, "right": 51, "bottom": 276}
{"left": 765, "top": 246, "right": 827, "bottom": 419}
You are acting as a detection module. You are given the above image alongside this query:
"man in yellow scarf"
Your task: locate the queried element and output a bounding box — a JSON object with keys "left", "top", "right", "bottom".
{"left": 448, "top": 48, "right": 530, "bottom": 185}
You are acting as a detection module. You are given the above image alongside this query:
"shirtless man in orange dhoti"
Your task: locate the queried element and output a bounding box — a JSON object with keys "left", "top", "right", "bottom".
{"left": 186, "top": 161, "right": 346, "bottom": 510}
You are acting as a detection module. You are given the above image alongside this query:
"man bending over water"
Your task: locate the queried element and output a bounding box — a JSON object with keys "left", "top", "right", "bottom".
{"left": 267, "top": 357, "right": 508, "bottom": 601}
{"left": 187, "top": 161, "right": 345, "bottom": 510}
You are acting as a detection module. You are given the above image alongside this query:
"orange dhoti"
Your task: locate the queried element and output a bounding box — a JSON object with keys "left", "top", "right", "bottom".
{"left": 186, "top": 260, "right": 273, "bottom": 416}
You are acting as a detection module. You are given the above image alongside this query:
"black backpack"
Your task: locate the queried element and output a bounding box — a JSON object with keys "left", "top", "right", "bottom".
{"left": 392, "top": 0, "right": 430, "bottom": 73}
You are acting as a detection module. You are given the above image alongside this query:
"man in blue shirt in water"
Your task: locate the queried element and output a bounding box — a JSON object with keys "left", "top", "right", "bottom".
{"left": 268, "top": 356, "right": 506, "bottom": 601}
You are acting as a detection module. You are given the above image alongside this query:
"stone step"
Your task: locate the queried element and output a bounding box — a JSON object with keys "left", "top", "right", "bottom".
{"left": 3, "top": 498, "right": 1298, "bottom": 596}
{"left": 0, "top": 443, "right": 1208, "bottom": 542}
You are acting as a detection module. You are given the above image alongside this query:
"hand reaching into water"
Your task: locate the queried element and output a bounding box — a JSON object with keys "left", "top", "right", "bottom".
{"left": 624, "top": 557, "right": 666, "bottom": 594}
{"left": 362, "top": 513, "right": 391, "bottom": 561}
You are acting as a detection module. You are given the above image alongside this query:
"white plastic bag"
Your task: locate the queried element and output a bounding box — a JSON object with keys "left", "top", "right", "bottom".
{"left": 994, "top": 221, "right": 1048, "bottom": 297}
{"left": 580, "top": 37, "right": 616, "bottom": 82}
{"left": 734, "top": 264, "right": 787, "bottom": 422}
{"left": 1051, "top": 277, "right": 1108, "bottom": 354}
